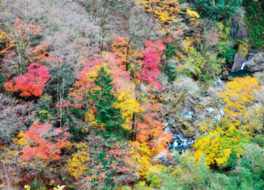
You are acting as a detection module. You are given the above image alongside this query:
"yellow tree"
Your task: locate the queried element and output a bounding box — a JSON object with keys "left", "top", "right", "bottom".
{"left": 194, "top": 118, "right": 248, "bottom": 167}
{"left": 137, "top": 0, "right": 180, "bottom": 34}
{"left": 113, "top": 90, "right": 143, "bottom": 130}
{"left": 136, "top": 0, "right": 199, "bottom": 34}
{"left": 194, "top": 77, "right": 258, "bottom": 168}
{"left": 219, "top": 76, "right": 259, "bottom": 124}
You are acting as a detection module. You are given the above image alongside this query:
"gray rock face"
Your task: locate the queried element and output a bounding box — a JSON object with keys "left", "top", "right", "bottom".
{"left": 236, "top": 25, "right": 248, "bottom": 40}
{"left": 230, "top": 9, "right": 250, "bottom": 72}
{"left": 231, "top": 52, "right": 244, "bottom": 72}
{"left": 231, "top": 9, "right": 248, "bottom": 40}
{"left": 245, "top": 52, "right": 264, "bottom": 72}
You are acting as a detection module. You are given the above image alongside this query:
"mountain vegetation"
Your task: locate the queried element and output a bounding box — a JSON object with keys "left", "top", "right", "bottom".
{"left": 1, "top": 0, "right": 264, "bottom": 189}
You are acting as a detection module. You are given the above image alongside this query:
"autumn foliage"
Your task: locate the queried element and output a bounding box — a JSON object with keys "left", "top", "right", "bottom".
{"left": 1, "top": 1, "right": 264, "bottom": 189}
{"left": 136, "top": 116, "right": 172, "bottom": 155}
{"left": 4, "top": 63, "right": 51, "bottom": 97}
{"left": 194, "top": 119, "right": 247, "bottom": 167}
{"left": 137, "top": 40, "right": 166, "bottom": 91}
{"left": 194, "top": 77, "right": 259, "bottom": 168}
{"left": 219, "top": 76, "right": 259, "bottom": 122}
{"left": 14, "top": 122, "right": 71, "bottom": 163}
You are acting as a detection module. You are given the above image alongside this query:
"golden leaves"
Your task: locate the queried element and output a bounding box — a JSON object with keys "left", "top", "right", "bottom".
{"left": 66, "top": 143, "right": 91, "bottom": 179}
{"left": 219, "top": 76, "right": 259, "bottom": 122}
{"left": 194, "top": 120, "right": 247, "bottom": 167}
{"left": 113, "top": 90, "right": 143, "bottom": 130}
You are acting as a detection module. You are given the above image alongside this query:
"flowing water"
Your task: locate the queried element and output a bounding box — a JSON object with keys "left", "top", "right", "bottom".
{"left": 164, "top": 116, "right": 195, "bottom": 154}
{"left": 168, "top": 133, "right": 195, "bottom": 154}
{"left": 229, "top": 56, "right": 253, "bottom": 78}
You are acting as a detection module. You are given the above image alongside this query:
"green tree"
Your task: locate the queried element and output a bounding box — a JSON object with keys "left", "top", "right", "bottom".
{"left": 192, "top": 0, "right": 242, "bottom": 20}
{"left": 90, "top": 67, "right": 125, "bottom": 139}
{"left": 243, "top": 0, "right": 264, "bottom": 49}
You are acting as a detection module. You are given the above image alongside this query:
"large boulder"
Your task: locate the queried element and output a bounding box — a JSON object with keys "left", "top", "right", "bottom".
{"left": 231, "top": 44, "right": 248, "bottom": 72}
{"left": 245, "top": 52, "right": 264, "bottom": 72}
{"left": 232, "top": 52, "right": 244, "bottom": 72}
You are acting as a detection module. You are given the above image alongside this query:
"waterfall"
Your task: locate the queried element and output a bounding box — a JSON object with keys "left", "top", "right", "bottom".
{"left": 241, "top": 60, "right": 247, "bottom": 70}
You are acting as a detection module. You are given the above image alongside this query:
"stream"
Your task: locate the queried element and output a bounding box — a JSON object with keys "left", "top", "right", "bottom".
{"left": 168, "top": 133, "right": 195, "bottom": 154}
{"left": 164, "top": 116, "right": 195, "bottom": 154}
{"left": 161, "top": 57, "right": 252, "bottom": 158}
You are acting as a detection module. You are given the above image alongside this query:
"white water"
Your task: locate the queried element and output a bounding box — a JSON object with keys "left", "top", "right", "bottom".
{"left": 164, "top": 116, "right": 194, "bottom": 154}
{"left": 241, "top": 60, "right": 247, "bottom": 70}
{"left": 168, "top": 133, "right": 194, "bottom": 154}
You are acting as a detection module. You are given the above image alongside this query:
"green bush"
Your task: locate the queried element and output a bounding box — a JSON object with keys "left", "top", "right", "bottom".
{"left": 131, "top": 153, "right": 236, "bottom": 190}
{"left": 182, "top": 47, "right": 225, "bottom": 82}
{"left": 0, "top": 74, "right": 8, "bottom": 91}
{"left": 233, "top": 144, "right": 264, "bottom": 190}
{"left": 164, "top": 42, "right": 177, "bottom": 60}
{"left": 58, "top": 106, "right": 86, "bottom": 142}
{"left": 218, "top": 43, "right": 237, "bottom": 64}
{"left": 164, "top": 60, "right": 178, "bottom": 82}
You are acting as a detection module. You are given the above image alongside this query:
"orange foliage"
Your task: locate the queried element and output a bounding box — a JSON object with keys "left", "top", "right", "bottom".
{"left": 14, "top": 122, "right": 71, "bottom": 163}
{"left": 136, "top": 115, "right": 172, "bottom": 156}
{"left": 111, "top": 35, "right": 143, "bottom": 66}
{"left": 4, "top": 63, "right": 51, "bottom": 97}
{"left": 14, "top": 18, "right": 42, "bottom": 39}
{"left": 106, "top": 142, "right": 131, "bottom": 173}
{"left": 13, "top": 18, "right": 56, "bottom": 64}
{"left": 0, "top": 30, "right": 15, "bottom": 55}
{"left": 1, "top": 18, "right": 58, "bottom": 68}
{"left": 69, "top": 53, "right": 132, "bottom": 104}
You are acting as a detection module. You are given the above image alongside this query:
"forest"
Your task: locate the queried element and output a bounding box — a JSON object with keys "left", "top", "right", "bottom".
{"left": 1, "top": 0, "right": 264, "bottom": 189}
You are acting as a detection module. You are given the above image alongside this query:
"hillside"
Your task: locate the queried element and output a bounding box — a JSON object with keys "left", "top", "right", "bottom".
{"left": 1, "top": 0, "right": 264, "bottom": 189}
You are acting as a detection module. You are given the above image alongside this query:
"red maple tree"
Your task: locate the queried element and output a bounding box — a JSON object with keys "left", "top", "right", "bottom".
{"left": 4, "top": 63, "right": 51, "bottom": 97}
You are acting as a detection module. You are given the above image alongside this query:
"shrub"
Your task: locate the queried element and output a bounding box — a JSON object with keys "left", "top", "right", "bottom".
{"left": 66, "top": 142, "right": 90, "bottom": 179}
{"left": 84, "top": 136, "right": 137, "bottom": 189}
{"left": 182, "top": 47, "right": 225, "bottom": 82}
{"left": 194, "top": 119, "right": 248, "bottom": 168}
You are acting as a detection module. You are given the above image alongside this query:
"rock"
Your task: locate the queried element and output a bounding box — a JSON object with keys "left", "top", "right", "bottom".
{"left": 168, "top": 133, "right": 194, "bottom": 154}
{"left": 232, "top": 53, "right": 244, "bottom": 72}
{"left": 214, "top": 114, "right": 222, "bottom": 121}
{"left": 222, "top": 70, "right": 229, "bottom": 80}
{"left": 236, "top": 26, "right": 248, "bottom": 40}
{"left": 214, "top": 78, "right": 223, "bottom": 86}
{"left": 231, "top": 44, "right": 248, "bottom": 72}
{"left": 245, "top": 52, "right": 264, "bottom": 72}
{"left": 231, "top": 8, "right": 248, "bottom": 40}
{"left": 164, "top": 126, "right": 172, "bottom": 133}
{"left": 153, "top": 150, "right": 169, "bottom": 161}
{"left": 220, "top": 107, "right": 225, "bottom": 116}
{"left": 182, "top": 111, "right": 193, "bottom": 120}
